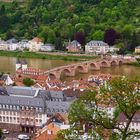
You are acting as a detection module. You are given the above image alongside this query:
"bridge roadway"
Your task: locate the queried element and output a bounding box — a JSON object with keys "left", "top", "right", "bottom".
{"left": 44, "top": 56, "right": 136, "bottom": 79}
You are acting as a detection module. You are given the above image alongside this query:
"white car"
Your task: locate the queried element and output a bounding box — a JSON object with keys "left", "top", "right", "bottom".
{"left": 2, "top": 129, "right": 9, "bottom": 134}
{"left": 18, "top": 134, "right": 30, "bottom": 140}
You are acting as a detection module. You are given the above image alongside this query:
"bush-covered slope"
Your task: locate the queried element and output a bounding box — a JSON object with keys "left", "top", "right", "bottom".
{"left": 0, "top": 0, "right": 140, "bottom": 51}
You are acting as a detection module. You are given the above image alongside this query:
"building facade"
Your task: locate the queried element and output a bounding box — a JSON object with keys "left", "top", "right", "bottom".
{"left": 85, "top": 41, "right": 109, "bottom": 54}
{"left": 0, "top": 86, "right": 73, "bottom": 133}
{"left": 135, "top": 46, "right": 140, "bottom": 54}
{"left": 66, "top": 40, "right": 82, "bottom": 53}
{"left": 29, "top": 37, "right": 43, "bottom": 52}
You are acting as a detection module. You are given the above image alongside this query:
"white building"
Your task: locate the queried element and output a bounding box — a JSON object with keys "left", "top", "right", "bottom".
{"left": 18, "top": 40, "right": 29, "bottom": 50}
{"left": 8, "top": 43, "right": 19, "bottom": 51}
{"left": 29, "top": 37, "right": 44, "bottom": 52}
{"left": 16, "top": 59, "right": 28, "bottom": 71}
{"left": 85, "top": 41, "right": 109, "bottom": 54}
{"left": 6, "top": 38, "right": 19, "bottom": 51}
{"left": 0, "top": 39, "right": 8, "bottom": 50}
{"left": 40, "top": 43, "right": 55, "bottom": 52}
{"left": 0, "top": 74, "right": 14, "bottom": 86}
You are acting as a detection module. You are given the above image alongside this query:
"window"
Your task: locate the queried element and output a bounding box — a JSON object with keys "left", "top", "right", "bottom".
{"left": 13, "top": 106, "right": 16, "bottom": 110}
{"left": 10, "top": 111, "right": 12, "bottom": 115}
{"left": 17, "top": 118, "right": 20, "bottom": 123}
{"left": 6, "top": 117, "right": 9, "bottom": 122}
{"left": 3, "top": 116, "right": 5, "bottom": 122}
{"left": 10, "top": 105, "right": 12, "bottom": 110}
{"left": 132, "top": 122, "right": 134, "bottom": 126}
{"left": 3, "top": 105, "right": 5, "bottom": 109}
{"left": 39, "top": 108, "right": 42, "bottom": 112}
{"left": 36, "top": 107, "right": 38, "bottom": 112}
{"left": 13, "top": 112, "right": 16, "bottom": 116}
{"left": 17, "top": 106, "right": 19, "bottom": 110}
{"left": 39, "top": 114, "right": 42, "bottom": 118}
{"left": 6, "top": 105, "right": 9, "bottom": 109}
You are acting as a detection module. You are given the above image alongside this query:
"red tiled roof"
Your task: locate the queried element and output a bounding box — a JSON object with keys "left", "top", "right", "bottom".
{"left": 31, "top": 37, "right": 43, "bottom": 43}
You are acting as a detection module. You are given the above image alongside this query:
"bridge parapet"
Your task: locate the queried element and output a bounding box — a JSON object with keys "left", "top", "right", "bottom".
{"left": 44, "top": 57, "right": 129, "bottom": 79}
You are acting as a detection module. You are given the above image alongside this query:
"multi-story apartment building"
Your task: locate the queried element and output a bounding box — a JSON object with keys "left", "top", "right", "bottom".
{"left": 0, "top": 86, "right": 73, "bottom": 133}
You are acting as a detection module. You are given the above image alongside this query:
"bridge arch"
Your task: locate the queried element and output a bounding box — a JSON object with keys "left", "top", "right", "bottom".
{"left": 76, "top": 65, "right": 84, "bottom": 71}
{"left": 100, "top": 61, "right": 110, "bottom": 67}
{"left": 60, "top": 68, "right": 71, "bottom": 77}
{"left": 49, "top": 73, "right": 57, "bottom": 80}
{"left": 89, "top": 62, "right": 98, "bottom": 70}
{"left": 110, "top": 60, "right": 117, "bottom": 66}
{"left": 119, "top": 60, "right": 123, "bottom": 65}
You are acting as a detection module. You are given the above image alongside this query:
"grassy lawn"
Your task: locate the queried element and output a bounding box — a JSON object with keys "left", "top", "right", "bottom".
{"left": 0, "top": 51, "right": 97, "bottom": 61}
{"left": 126, "top": 58, "right": 140, "bottom": 67}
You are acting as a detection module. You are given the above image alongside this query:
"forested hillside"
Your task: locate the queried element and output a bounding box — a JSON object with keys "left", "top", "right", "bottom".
{"left": 0, "top": 0, "right": 140, "bottom": 51}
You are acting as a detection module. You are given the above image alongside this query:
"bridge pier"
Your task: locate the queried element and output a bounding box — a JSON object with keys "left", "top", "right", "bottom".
{"left": 90, "top": 65, "right": 100, "bottom": 70}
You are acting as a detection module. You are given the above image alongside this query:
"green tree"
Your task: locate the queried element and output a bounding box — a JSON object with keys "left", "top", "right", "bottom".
{"left": 57, "top": 77, "right": 140, "bottom": 140}
{"left": 91, "top": 30, "right": 104, "bottom": 40}
{"left": 23, "top": 78, "right": 34, "bottom": 87}
{"left": 0, "top": 128, "right": 3, "bottom": 138}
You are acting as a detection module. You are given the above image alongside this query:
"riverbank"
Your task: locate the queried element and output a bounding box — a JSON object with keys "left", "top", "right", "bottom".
{"left": 126, "top": 62, "right": 140, "bottom": 67}
{"left": 0, "top": 51, "right": 97, "bottom": 61}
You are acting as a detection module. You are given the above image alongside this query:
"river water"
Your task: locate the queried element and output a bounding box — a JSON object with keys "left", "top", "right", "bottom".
{"left": 0, "top": 56, "right": 139, "bottom": 81}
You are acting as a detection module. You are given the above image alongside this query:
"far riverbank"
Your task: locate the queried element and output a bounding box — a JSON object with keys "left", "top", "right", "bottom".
{"left": 0, "top": 51, "right": 97, "bottom": 61}
{"left": 126, "top": 58, "right": 140, "bottom": 67}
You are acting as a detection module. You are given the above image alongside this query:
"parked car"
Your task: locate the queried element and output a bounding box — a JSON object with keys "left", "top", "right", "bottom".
{"left": 18, "top": 134, "right": 29, "bottom": 140}
{"left": 2, "top": 129, "right": 9, "bottom": 134}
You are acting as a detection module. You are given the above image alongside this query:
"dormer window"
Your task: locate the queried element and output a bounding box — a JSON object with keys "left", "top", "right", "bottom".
{"left": 6, "top": 105, "right": 9, "bottom": 109}
{"left": 17, "top": 106, "right": 19, "bottom": 110}
{"left": 3, "top": 105, "right": 5, "bottom": 109}
{"left": 13, "top": 106, "right": 16, "bottom": 110}
{"left": 39, "top": 108, "right": 42, "bottom": 112}
{"left": 10, "top": 105, "right": 12, "bottom": 110}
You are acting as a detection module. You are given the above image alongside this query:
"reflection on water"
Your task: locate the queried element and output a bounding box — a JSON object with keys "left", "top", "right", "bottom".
{"left": 0, "top": 56, "right": 139, "bottom": 81}
{"left": 62, "top": 65, "right": 140, "bottom": 81}
{"left": 0, "top": 56, "right": 76, "bottom": 74}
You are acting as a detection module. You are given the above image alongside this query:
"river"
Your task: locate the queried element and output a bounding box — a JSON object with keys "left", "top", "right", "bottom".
{"left": 0, "top": 56, "right": 140, "bottom": 81}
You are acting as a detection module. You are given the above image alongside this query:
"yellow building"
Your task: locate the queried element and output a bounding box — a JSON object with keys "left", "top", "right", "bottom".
{"left": 135, "top": 46, "right": 140, "bottom": 54}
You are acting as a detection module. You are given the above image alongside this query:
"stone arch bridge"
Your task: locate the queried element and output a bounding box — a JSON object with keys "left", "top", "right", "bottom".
{"left": 44, "top": 57, "right": 135, "bottom": 79}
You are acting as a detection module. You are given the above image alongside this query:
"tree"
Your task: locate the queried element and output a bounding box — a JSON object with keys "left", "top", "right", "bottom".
{"left": 57, "top": 77, "right": 140, "bottom": 140}
{"left": 74, "top": 32, "right": 85, "bottom": 46}
{"left": 104, "top": 28, "right": 119, "bottom": 46}
{"left": 0, "top": 5, "right": 5, "bottom": 15}
{"left": 0, "top": 128, "right": 3, "bottom": 138}
{"left": 91, "top": 30, "right": 104, "bottom": 40}
{"left": 23, "top": 78, "right": 34, "bottom": 87}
